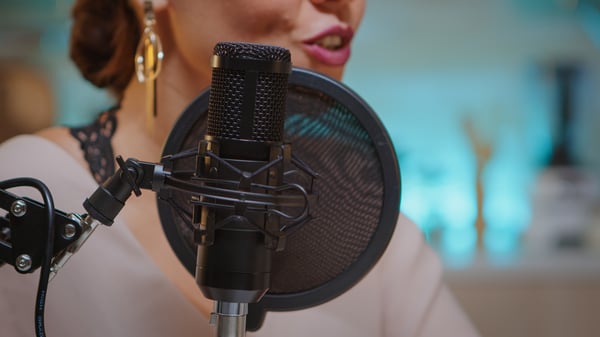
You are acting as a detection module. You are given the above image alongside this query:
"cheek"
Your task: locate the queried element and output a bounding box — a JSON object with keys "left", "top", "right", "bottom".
{"left": 221, "top": 2, "right": 297, "bottom": 39}
{"left": 173, "top": 2, "right": 292, "bottom": 43}
{"left": 168, "top": 0, "right": 304, "bottom": 76}
{"left": 355, "top": 0, "right": 367, "bottom": 25}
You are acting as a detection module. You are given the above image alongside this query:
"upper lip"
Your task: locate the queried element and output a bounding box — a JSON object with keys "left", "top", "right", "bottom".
{"left": 302, "top": 25, "right": 355, "bottom": 48}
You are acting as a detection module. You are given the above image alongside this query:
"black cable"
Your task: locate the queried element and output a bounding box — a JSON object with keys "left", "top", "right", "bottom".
{"left": 0, "top": 178, "right": 55, "bottom": 337}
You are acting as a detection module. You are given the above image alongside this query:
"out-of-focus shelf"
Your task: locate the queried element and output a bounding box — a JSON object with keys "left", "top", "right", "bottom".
{"left": 443, "top": 248, "right": 600, "bottom": 284}
{"left": 445, "top": 248, "right": 600, "bottom": 337}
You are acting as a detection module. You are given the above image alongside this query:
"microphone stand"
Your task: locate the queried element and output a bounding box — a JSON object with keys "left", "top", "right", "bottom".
{"left": 210, "top": 302, "right": 248, "bottom": 337}
{"left": 1, "top": 149, "right": 316, "bottom": 337}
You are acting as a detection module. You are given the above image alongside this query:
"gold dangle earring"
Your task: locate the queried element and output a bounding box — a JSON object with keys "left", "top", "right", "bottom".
{"left": 135, "top": 0, "right": 164, "bottom": 132}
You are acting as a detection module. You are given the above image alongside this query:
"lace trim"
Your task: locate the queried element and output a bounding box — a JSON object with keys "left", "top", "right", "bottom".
{"left": 69, "top": 108, "right": 119, "bottom": 184}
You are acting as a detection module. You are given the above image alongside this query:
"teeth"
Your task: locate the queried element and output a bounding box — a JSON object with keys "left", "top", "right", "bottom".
{"left": 316, "top": 35, "right": 343, "bottom": 50}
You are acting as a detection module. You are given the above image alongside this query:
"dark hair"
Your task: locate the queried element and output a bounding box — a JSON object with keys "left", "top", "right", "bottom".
{"left": 69, "top": 0, "right": 141, "bottom": 100}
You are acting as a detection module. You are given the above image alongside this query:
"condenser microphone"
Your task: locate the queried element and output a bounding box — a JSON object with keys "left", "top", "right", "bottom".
{"left": 195, "top": 42, "right": 292, "bottom": 337}
{"left": 158, "top": 49, "right": 400, "bottom": 332}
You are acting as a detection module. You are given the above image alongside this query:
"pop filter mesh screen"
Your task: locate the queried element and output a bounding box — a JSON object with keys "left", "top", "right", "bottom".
{"left": 269, "top": 86, "right": 383, "bottom": 293}
{"left": 158, "top": 68, "right": 399, "bottom": 314}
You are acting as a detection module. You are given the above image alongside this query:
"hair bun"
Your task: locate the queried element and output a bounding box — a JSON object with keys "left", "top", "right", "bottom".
{"left": 69, "top": 0, "right": 140, "bottom": 98}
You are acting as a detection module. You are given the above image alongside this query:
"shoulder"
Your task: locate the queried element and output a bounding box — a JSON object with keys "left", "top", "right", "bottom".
{"left": 0, "top": 127, "right": 89, "bottom": 187}
{"left": 36, "top": 126, "right": 79, "bottom": 154}
{"left": 0, "top": 129, "right": 98, "bottom": 211}
{"left": 36, "top": 126, "right": 88, "bottom": 169}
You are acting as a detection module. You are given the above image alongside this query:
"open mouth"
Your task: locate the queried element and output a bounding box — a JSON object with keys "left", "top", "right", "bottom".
{"left": 313, "top": 35, "right": 345, "bottom": 50}
{"left": 302, "top": 26, "right": 354, "bottom": 66}
{"left": 304, "top": 25, "right": 354, "bottom": 50}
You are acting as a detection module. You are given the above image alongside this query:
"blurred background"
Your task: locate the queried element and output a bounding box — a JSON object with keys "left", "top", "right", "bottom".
{"left": 1, "top": 0, "right": 600, "bottom": 336}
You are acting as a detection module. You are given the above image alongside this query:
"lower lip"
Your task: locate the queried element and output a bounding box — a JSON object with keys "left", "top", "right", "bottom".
{"left": 302, "top": 43, "right": 351, "bottom": 67}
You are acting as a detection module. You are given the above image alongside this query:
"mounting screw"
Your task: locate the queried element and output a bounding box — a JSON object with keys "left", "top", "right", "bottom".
{"left": 63, "top": 223, "right": 77, "bottom": 240}
{"left": 10, "top": 200, "right": 27, "bottom": 217}
{"left": 16, "top": 254, "right": 32, "bottom": 272}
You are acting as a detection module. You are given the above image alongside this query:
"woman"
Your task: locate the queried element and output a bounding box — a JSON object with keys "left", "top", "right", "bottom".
{"left": 0, "top": 0, "right": 479, "bottom": 336}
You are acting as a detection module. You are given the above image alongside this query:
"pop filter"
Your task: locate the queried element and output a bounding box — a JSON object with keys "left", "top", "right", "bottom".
{"left": 157, "top": 67, "right": 401, "bottom": 331}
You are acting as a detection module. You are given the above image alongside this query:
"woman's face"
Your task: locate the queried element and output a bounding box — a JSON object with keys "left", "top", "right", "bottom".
{"left": 164, "top": 0, "right": 366, "bottom": 81}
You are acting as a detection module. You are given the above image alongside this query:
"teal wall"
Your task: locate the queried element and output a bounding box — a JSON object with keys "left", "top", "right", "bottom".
{"left": 344, "top": 0, "right": 600, "bottom": 262}
{"left": 3, "top": 0, "right": 600, "bottom": 263}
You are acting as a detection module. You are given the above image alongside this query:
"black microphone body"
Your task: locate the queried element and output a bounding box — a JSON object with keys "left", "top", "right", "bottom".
{"left": 194, "top": 42, "right": 292, "bottom": 328}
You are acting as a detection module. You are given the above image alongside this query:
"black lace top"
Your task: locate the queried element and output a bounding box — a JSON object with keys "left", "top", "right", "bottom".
{"left": 69, "top": 108, "right": 119, "bottom": 184}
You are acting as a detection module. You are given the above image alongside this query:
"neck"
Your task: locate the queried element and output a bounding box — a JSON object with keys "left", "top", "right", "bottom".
{"left": 108, "top": 51, "right": 216, "bottom": 318}
{"left": 114, "top": 5, "right": 213, "bottom": 160}
{"left": 115, "top": 52, "right": 211, "bottom": 161}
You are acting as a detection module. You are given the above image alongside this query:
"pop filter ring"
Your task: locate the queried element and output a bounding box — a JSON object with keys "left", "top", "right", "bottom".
{"left": 158, "top": 67, "right": 401, "bottom": 330}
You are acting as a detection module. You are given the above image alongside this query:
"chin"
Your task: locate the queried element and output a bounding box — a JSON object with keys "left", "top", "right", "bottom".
{"left": 322, "top": 68, "right": 345, "bottom": 81}
{"left": 309, "top": 64, "right": 345, "bottom": 81}
{"left": 291, "top": 55, "right": 345, "bottom": 81}
{"left": 329, "top": 68, "right": 345, "bottom": 81}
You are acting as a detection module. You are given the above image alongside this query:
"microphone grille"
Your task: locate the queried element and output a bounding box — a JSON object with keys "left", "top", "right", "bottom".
{"left": 213, "top": 42, "right": 292, "bottom": 62}
{"left": 208, "top": 42, "right": 291, "bottom": 142}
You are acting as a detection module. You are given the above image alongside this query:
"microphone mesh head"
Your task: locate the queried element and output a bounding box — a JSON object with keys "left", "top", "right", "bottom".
{"left": 208, "top": 42, "right": 291, "bottom": 142}
{"left": 213, "top": 42, "right": 292, "bottom": 62}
